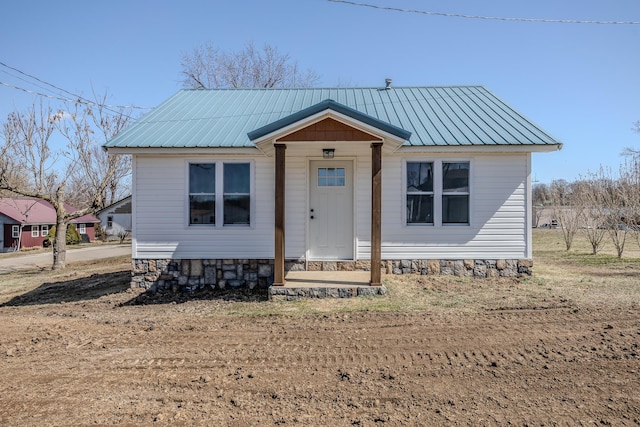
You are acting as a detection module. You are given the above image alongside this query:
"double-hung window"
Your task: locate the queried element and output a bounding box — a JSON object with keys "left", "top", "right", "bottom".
{"left": 442, "top": 162, "right": 470, "bottom": 224}
{"left": 189, "top": 162, "right": 251, "bottom": 227}
{"left": 31, "top": 225, "right": 39, "bottom": 237}
{"left": 12, "top": 225, "right": 20, "bottom": 238}
{"left": 189, "top": 163, "right": 216, "bottom": 225}
{"left": 405, "top": 160, "right": 470, "bottom": 226}
{"left": 223, "top": 163, "right": 250, "bottom": 226}
{"left": 41, "top": 225, "right": 49, "bottom": 237}
{"left": 406, "top": 161, "right": 434, "bottom": 224}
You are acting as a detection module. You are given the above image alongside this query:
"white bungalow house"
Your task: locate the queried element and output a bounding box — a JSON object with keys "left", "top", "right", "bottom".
{"left": 104, "top": 85, "right": 562, "bottom": 292}
{"left": 96, "top": 196, "right": 132, "bottom": 239}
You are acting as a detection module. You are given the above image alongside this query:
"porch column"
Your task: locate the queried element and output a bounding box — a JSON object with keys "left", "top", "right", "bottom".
{"left": 274, "top": 143, "right": 287, "bottom": 286}
{"left": 370, "top": 142, "right": 383, "bottom": 286}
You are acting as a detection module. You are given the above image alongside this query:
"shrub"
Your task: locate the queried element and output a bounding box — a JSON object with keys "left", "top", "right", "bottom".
{"left": 44, "top": 224, "right": 82, "bottom": 246}
{"left": 94, "top": 222, "right": 108, "bottom": 242}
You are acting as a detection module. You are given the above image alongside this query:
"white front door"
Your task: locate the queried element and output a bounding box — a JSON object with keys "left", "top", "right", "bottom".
{"left": 308, "top": 160, "right": 354, "bottom": 260}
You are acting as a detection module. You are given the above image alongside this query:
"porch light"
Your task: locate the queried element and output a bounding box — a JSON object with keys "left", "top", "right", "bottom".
{"left": 322, "top": 148, "right": 335, "bottom": 159}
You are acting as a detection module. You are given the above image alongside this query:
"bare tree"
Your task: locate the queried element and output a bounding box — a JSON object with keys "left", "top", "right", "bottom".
{"left": 57, "top": 94, "right": 132, "bottom": 209}
{"left": 573, "top": 175, "right": 608, "bottom": 254}
{"left": 0, "top": 99, "right": 131, "bottom": 269}
{"left": 621, "top": 120, "right": 640, "bottom": 159}
{"left": 181, "top": 41, "right": 320, "bottom": 89}
{"left": 549, "top": 180, "right": 583, "bottom": 251}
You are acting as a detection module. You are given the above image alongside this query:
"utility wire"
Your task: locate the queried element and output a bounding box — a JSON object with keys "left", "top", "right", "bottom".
{"left": 328, "top": 0, "right": 640, "bottom": 25}
{"left": 0, "top": 61, "right": 152, "bottom": 111}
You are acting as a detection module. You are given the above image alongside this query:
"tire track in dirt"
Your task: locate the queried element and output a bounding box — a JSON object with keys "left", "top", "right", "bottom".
{"left": 1, "top": 305, "right": 638, "bottom": 425}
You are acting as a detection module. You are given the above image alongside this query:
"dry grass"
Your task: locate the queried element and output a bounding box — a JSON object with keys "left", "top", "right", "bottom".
{"left": 1, "top": 230, "right": 639, "bottom": 316}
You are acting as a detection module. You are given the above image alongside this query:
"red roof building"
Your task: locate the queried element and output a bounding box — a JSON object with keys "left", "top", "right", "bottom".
{"left": 0, "top": 198, "right": 99, "bottom": 251}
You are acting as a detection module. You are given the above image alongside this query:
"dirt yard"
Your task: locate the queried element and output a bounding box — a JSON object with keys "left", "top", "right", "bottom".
{"left": 1, "top": 231, "right": 639, "bottom": 426}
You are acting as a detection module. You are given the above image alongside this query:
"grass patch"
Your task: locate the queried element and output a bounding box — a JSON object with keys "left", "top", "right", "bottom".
{"left": 1, "top": 230, "right": 639, "bottom": 316}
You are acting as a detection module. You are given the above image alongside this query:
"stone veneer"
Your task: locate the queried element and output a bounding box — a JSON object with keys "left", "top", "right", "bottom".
{"left": 131, "top": 258, "right": 532, "bottom": 292}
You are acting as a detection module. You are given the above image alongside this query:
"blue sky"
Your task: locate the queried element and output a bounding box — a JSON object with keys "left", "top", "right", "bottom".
{"left": 2, "top": 0, "right": 639, "bottom": 184}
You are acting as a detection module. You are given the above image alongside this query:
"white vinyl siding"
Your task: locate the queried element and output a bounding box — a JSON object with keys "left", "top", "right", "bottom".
{"left": 131, "top": 150, "right": 530, "bottom": 261}
{"left": 376, "top": 153, "right": 529, "bottom": 260}
{"left": 133, "top": 155, "right": 273, "bottom": 259}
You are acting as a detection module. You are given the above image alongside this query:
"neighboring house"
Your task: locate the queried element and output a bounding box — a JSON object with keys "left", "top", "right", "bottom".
{"left": 0, "top": 198, "right": 99, "bottom": 252}
{"left": 96, "top": 196, "right": 132, "bottom": 238}
{"left": 104, "top": 85, "right": 562, "bottom": 291}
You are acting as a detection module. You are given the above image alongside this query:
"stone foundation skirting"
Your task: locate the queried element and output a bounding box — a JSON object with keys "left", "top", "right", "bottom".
{"left": 131, "top": 258, "right": 532, "bottom": 292}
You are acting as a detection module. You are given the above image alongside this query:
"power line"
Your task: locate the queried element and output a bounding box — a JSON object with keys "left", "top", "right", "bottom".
{"left": 0, "top": 61, "right": 153, "bottom": 111}
{"left": 328, "top": 0, "right": 640, "bottom": 25}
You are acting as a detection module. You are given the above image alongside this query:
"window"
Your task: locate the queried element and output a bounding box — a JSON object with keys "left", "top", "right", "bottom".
{"left": 188, "top": 161, "right": 251, "bottom": 227}
{"left": 41, "top": 225, "right": 49, "bottom": 237}
{"left": 31, "top": 225, "right": 39, "bottom": 237}
{"left": 223, "top": 163, "right": 251, "bottom": 225}
{"left": 405, "top": 160, "right": 470, "bottom": 226}
{"left": 189, "top": 163, "right": 216, "bottom": 225}
{"left": 79, "top": 224, "right": 86, "bottom": 234}
{"left": 406, "top": 162, "right": 434, "bottom": 224}
{"left": 12, "top": 225, "right": 20, "bottom": 238}
{"left": 318, "top": 167, "right": 345, "bottom": 187}
{"left": 107, "top": 216, "right": 113, "bottom": 228}
{"left": 442, "top": 162, "right": 469, "bottom": 224}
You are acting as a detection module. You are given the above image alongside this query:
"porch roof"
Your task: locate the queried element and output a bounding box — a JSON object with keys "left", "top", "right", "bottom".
{"left": 247, "top": 99, "right": 411, "bottom": 142}
{"left": 104, "top": 86, "right": 562, "bottom": 150}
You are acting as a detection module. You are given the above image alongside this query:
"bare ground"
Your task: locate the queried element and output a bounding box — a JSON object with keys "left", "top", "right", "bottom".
{"left": 0, "top": 234, "right": 639, "bottom": 426}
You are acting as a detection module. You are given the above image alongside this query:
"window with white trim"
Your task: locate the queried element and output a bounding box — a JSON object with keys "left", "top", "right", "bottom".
{"left": 31, "top": 225, "right": 39, "bottom": 237}
{"left": 318, "top": 167, "right": 346, "bottom": 187}
{"left": 223, "top": 163, "right": 251, "bottom": 225}
{"left": 79, "top": 223, "right": 86, "bottom": 234}
{"left": 406, "top": 161, "right": 434, "bottom": 224}
{"left": 189, "top": 161, "right": 252, "bottom": 227}
{"left": 442, "top": 162, "right": 470, "bottom": 224}
{"left": 12, "top": 225, "right": 20, "bottom": 238}
{"left": 41, "top": 225, "right": 49, "bottom": 237}
{"left": 405, "top": 160, "right": 470, "bottom": 226}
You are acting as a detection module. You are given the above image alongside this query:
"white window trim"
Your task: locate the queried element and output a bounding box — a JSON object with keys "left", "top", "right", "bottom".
{"left": 78, "top": 224, "right": 86, "bottom": 234}
{"left": 185, "top": 159, "right": 255, "bottom": 228}
{"left": 403, "top": 158, "right": 472, "bottom": 227}
{"left": 12, "top": 225, "right": 20, "bottom": 239}
{"left": 404, "top": 160, "right": 434, "bottom": 226}
{"left": 31, "top": 225, "right": 39, "bottom": 237}
{"left": 442, "top": 161, "right": 471, "bottom": 226}
{"left": 41, "top": 225, "right": 49, "bottom": 237}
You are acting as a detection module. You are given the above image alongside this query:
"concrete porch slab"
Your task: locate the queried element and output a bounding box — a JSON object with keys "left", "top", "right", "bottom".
{"left": 268, "top": 271, "right": 387, "bottom": 301}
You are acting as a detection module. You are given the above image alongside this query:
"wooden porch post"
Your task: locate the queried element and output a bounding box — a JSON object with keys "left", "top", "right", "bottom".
{"left": 274, "top": 143, "right": 286, "bottom": 286}
{"left": 370, "top": 142, "right": 383, "bottom": 286}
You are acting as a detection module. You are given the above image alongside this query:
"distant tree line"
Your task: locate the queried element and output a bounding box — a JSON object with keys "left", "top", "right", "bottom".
{"left": 533, "top": 155, "right": 640, "bottom": 258}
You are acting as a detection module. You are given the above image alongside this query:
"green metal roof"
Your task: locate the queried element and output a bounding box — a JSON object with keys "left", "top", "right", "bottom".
{"left": 105, "top": 86, "right": 561, "bottom": 149}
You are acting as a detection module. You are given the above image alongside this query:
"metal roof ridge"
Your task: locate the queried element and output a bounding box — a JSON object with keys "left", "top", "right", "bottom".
{"left": 179, "top": 85, "right": 487, "bottom": 92}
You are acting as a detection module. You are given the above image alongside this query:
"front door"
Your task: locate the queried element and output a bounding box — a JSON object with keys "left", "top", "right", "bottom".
{"left": 308, "top": 160, "right": 354, "bottom": 260}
